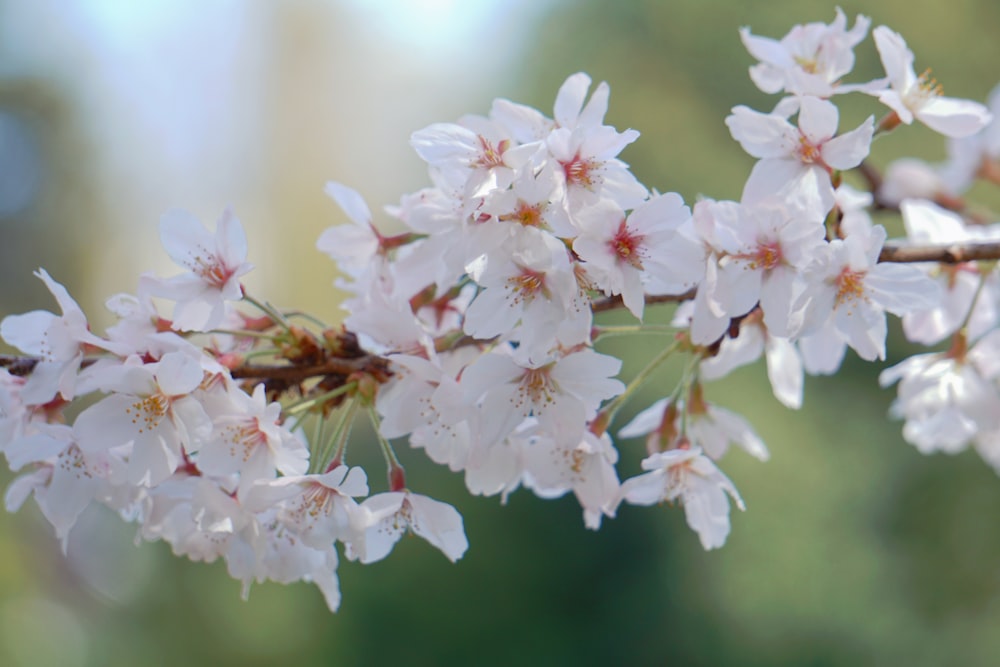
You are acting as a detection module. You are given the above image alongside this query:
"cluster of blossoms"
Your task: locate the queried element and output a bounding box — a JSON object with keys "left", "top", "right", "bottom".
{"left": 1, "top": 9, "right": 999, "bottom": 611}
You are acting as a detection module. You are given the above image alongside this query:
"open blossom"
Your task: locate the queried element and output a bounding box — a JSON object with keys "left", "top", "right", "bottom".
{"left": 618, "top": 447, "right": 745, "bottom": 550}
{"left": 691, "top": 199, "right": 826, "bottom": 340}
{"left": 316, "top": 181, "right": 382, "bottom": 277}
{"left": 795, "top": 225, "right": 940, "bottom": 361}
{"left": 728, "top": 96, "right": 874, "bottom": 220}
{"left": 73, "top": 351, "right": 213, "bottom": 487}
{"left": 346, "top": 491, "right": 468, "bottom": 564}
{"left": 880, "top": 336, "right": 1000, "bottom": 455}
{"left": 196, "top": 383, "right": 310, "bottom": 495}
{"left": 460, "top": 347, "right": 624, "bottom": 445}
{"left": 619, "top": 394, "right": 769, "bottom": 462}
{"left": 140, "top": 208, "right": 253, "bottom": 332}
{"left": 573, "top": 193, "right": 703, "bottom": 319}
{"left": 522, "top": 429, "right": 621, "bottom": 529}
{"left": 899, "top": 200, "right": 1000, "bottom": 345}
{"left": 872, "top": 26, "right": 992, "bottom": 138}
{"left": 464, "top": 229, "right": 587, "bottom": 355}
{"left": 739, "top": 8, "right": 873, "bottom": 97}
{"left": 1, "top": 269, "right": 121, "bottom": 404}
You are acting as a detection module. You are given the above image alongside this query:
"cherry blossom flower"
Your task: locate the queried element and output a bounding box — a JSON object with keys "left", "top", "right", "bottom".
{"left": 872, "top": 26, "right": 992, "bottom": 138}
{"left": 346, "top": 491, "right": 468, "bottom": 564}
{"left": 739, "top": 9, "right": 874, "bottom": 97}
{"left": 521, "top": 429, "right": 620, "bottom": 529}
{"left": 618, "top": 447, "right": 745, "bottom": 550}
{"left": 899, "top": 200, "right": 1000, "bottom": 345}
{"left": 573, "top": 193, "right": 702, "bottom": 319}
{"left": 728, "top": 96, "right": 874, "bottom": 220}
{"left": 1, "top": 269, "right": 122, "bottom": 404}
{"left": 140, "top": 208, "right": 253, "bottom": 332}
{"left": 795, "top": 225, "right": 940, "bottom": 361}
{"left": 196, "top": 383, "right": 310, "bottom": 495}
{"left": 73, "top": 351, "right": 213, "bottom": 487}
{"left": 460, "top": 347, "right": 624, "bottom": 445}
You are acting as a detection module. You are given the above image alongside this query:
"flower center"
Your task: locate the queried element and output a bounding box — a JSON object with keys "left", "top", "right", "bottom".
{"left": 609, "top": 219, "right": 645, "bottom": 269}
{"left": 562, "top": 153, "right": 601, "bottom": 189}
{"left": 834, "top": 267, "right": 867, "bottom": 307}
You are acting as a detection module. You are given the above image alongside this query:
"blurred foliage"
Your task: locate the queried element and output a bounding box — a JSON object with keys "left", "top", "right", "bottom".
{"left": 3, "top": 1, "right": 1000, "bottom": 666}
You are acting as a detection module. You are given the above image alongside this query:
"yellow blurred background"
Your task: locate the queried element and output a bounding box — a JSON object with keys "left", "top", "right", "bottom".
{"left": 2, "top": 1, "right": 1000, "bottom": 665}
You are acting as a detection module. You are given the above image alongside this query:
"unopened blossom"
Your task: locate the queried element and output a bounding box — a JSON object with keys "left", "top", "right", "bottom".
{"left": 140, "top": 208, "right": 253, "bottom": 332}
{"left": 872, "top": 26, "right": 992, "bottom": 138}
{"left": 739, "top": 8, "right": 874, "bottom": 97}
{"left": 619, "top": 446, "right": 745, "bottom": 550}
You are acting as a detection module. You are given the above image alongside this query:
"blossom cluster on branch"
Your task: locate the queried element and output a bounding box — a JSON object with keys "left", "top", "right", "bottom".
{"left": 2, "top": 9, "right": 1000, "bottom": 612}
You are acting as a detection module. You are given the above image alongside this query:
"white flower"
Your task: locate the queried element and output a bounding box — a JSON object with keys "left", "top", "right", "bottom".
{"left": 73, "top": 352, "right": 213, "bottom": 487}
{"left": 739, "top": 9, "right": 874, "bottom": 97}
{"left": 346, "top": 491, "right": 468, "bottom": 564}
{"left": 460, "top": 347, "right": 624, "bottom": 445}
{"left": 619, "top": 447, "right": 745, "bottom": 550}
{"left": 140, "top": 208, "right": 253, "bottom": 332}
{"left": 573, "top": 193, "right": 702, "bottom": 319}
{"left": 795, "top": 225, "right": 940, "bottom": 361}
{"left": 728, "top": 96, "right": 874, "bottom": 221}
{"left": 1, "top": 269, "right": 122, "bottom": 404}
{"left": 872, "top": 26, "right": 992, "bottom": 138}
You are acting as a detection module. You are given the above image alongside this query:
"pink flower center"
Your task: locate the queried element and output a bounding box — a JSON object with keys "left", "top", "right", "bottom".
{"left": 562, "top": 153, "right": 600, "bottom": 189}
{"left": 474, "top": 135, "right": 508, "bottom": 169}
{"left": 609, "top": 219, "right": 645, "bottom": 269}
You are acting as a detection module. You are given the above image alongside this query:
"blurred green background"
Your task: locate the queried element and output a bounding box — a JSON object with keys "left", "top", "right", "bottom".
{"left": 2, "top": 0, "right": 1000, "bottom": 665}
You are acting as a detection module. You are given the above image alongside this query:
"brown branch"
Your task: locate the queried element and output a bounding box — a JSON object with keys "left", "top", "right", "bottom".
{"left": 878, "top": 242, "right": 1000, "bottom": 264}
{"left": 230, "top": 356, "right": 383, "bottom": 382}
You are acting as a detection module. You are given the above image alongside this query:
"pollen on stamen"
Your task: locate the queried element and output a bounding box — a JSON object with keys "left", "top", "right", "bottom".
{"left": 506, "top": 269, "right": 546, "bottom": 304}
{"left": 562, "top": 153, "right": 601, "bottom": 189}
{"left": 835, "top": 267, "right": 867, "bottom": 308}
{"left": 749, "top": 242, "right": 783, "bottom": 271}
{"left": 917, "top": 68, "right": 943, "bottom": 97}
{"left": 797, "top": 135, "right": 822, "bottom": 164}
{"left": 499, "top": 201, "right": 544, "bottom": 228}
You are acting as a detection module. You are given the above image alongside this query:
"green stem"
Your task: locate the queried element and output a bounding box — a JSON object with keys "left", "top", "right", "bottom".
{"left": 309, "top": 397, "right": 359, "bottom": 474}
{"left": 593, "top": 324, "right": 680, "bottom": 340}
{"left": 242, "top": 293, "right": 292, "bottom": 333}
{"left": 285, "top": 382, "right": 357, "bottom": 415}
{"left": 593, "top": 339, "right": 682, "bottom": 432}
